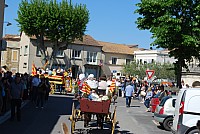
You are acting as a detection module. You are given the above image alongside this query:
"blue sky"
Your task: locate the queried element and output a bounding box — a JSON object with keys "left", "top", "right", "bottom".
{"left": 4, "top": 0, "right": 153, "bottom": 49}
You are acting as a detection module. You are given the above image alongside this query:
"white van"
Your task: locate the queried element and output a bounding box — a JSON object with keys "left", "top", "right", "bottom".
{"left": 171, "top": 88, "right": 200, "bottom": 134}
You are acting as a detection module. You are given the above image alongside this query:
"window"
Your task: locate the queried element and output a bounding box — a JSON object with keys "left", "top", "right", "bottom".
{"left": 152, "top": 59, "right": 154, "bottom": 63}
{"left": 36, "top": 46, "right": 41, "bottom": 56}
{"left": 126, "top": 59, "right": 131, "bottom": 65}
{"left": 1, "top": 51, "right": 4, "bottom": 61}
{"left": 56, "top": 50, "right": 64, "bottom": 57}
{"left": 112, "top": 57, "right": 117, "bottom": 64}
{"left": 12, "top": 50, "right": 18, "bottom": 62}
{"left": 72, "top": 50, "right": 81, "bottom": 58}
{"left": 87, "top": 52, "right": 97, "bottom": 63}
{"left": 23, "top": 63, "right": 27, "bottom": 68}
{"left": 24, "top": 45, "right": 28, "bottom": 55}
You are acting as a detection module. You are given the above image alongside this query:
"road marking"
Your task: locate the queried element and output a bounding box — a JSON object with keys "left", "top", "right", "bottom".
{"left": 152, "top": 120, "right": 160, "bottom": 126}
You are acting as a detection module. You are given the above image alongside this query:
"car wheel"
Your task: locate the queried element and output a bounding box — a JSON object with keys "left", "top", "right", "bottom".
{"left": 163, "top": 117, "right": 173, "bottom": 131}
{"left": 187, "top": 129, "right": 200, "bottom": 134}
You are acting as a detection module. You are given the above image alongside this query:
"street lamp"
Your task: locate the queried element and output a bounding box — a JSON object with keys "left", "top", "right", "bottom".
{"left": 4, "top": 22, "right": 12, "bottom": 26}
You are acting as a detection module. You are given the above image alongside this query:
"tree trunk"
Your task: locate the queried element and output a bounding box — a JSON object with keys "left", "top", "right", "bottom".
{"left": 176, "top": 59, "right": 182, "bottom": 88}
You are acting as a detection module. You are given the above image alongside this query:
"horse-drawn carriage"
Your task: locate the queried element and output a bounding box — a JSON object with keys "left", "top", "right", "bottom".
{"left": 69, "top": 98, "right": 117, "bottom": 134}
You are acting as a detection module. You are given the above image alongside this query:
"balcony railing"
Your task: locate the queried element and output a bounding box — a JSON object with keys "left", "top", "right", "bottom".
{"left": 83, "top": 58, "right": 103, "bottom": 66}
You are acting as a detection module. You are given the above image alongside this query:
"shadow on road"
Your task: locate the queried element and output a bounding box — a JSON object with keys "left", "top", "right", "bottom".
{"left": 0, "top": 95, "right": 74, "bottom": 134}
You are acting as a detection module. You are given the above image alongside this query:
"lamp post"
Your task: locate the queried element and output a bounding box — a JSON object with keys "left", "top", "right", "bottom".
{"left": 0, "top": 0, "right": 5, "bottom": 70}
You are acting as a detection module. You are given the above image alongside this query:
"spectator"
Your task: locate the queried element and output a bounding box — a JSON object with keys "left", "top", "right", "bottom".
{"left": 9, "top": 73, "right": 24, "bottom": 121}
{"left": 31, "top": 74, "right": 41, "bottom": 103}
{"left": 36, "top": 75, "right": 47, "bottom": 109}
{"left": 140, "top": 83, "right": 146, "bottom": 103}
{"left": 0, "top": 73, "right": 3, "bottom": 115}
{"left": 144, "top": 87, "right": 153, "bottom": 112}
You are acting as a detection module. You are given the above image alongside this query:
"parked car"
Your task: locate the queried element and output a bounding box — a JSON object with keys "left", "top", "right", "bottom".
{"left": 154, "top": 96, "right": 176, "bottom": 131}
{"left": 171, "top": 88, "right": 200, "bottom": 134}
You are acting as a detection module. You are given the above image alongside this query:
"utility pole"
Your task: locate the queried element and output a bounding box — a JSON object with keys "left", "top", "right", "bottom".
{"left": 0, "top": 0, "right": 5, "bottom": 70}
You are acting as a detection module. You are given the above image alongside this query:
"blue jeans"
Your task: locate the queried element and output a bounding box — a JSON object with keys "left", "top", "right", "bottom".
{"left": 144, "top": 98, "right": 150, "bottom": 108}
{"left": 126, "top": 96, "right": 132, "bottom": 107}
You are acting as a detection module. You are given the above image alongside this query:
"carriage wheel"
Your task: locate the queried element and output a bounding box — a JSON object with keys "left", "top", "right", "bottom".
{"left": 111, "top": 106, "right": 117, "bottom": 134}
{"left": 71, "top": 103, "right": 76, "bottom": 134}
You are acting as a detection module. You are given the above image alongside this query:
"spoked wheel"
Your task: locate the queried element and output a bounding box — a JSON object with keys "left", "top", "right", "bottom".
{"left": 70, "top": 103, "right": 76, "bottom": 134}
{"left": 111, "top": 106, "right": 117, "bottom": 134}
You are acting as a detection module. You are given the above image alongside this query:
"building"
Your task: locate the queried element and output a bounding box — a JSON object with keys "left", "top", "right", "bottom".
{"left": 19, "top": 32, "right": 103, "bottom": 78}
{"left": 1, "top": 34, "right": 20, "bottom": 74}
{"left": 98, "top": 41, "right": 139, "bottom": 77}
{"left": 134, "top": 49, "right": 176, "bottom": 64}
{"left": 182, "top": 58, "right": 200, "bottom": 87}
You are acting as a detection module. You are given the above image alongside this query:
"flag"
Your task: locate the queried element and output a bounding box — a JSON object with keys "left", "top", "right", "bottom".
{"left": 109, "top": 80, "right": 116, "bottom": 93}
{"left": 81, "top": 82, "right": 91, "bottom": 95}
{"left": 31, "top": 62, "right": 37, "bottom": 76}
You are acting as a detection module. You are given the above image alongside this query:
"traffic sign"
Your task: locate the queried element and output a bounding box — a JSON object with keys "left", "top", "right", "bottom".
{"left": 146, "top": 70, "right": 155, "bottom": 79}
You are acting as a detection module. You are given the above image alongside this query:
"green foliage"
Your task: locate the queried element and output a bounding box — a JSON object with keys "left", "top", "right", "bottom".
{"left": 16, "top": 0, "right": 89, "bottom": 67}
{"left": 135, "top": 0, "right": 200, "bottom": 87}
{"left": 123, "top": 61, "right": 175, "bottom": 80}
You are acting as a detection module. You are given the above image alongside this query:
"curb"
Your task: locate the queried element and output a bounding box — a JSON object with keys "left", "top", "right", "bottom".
{"left": 0, "top": 100, "right": 30, "bottom": 124}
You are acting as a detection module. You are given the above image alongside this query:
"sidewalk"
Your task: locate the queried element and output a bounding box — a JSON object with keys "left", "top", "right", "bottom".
{"left": 0, "top": 100, "right": 30, "bottom": 124}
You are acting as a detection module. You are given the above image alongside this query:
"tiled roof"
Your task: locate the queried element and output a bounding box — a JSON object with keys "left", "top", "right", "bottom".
{"left": 98, "top": 41, "right": 139, "bottom": 55}
{"left": 3, "top": 34, "right": 20, "bottom": 41}
{"left": 73, "top": 35, "right": 102, "bottom": 47}
{"left": 30, "top": 35, "right": 101, "bottom": 47}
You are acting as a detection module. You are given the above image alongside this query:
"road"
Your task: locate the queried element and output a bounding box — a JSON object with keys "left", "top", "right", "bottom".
{"left": 0, "top": 94, "right": 171, "bottom": 134}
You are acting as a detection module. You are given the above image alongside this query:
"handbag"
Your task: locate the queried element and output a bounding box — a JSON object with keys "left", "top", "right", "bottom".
{"left": 140, "top": 90, "right": 146, "bottom": 96}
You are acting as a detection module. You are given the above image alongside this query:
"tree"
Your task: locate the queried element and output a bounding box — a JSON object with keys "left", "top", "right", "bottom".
{"left": 135, "top": 0, "right": 200, "bottom": 88}
{"left": 16, "top": 0, "right": 89, "bottom": 67}
{"left": 122, "top": 61, "right": 175, "bottom": 81}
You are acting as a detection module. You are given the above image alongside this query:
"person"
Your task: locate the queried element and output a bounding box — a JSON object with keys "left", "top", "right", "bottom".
{"left": 144, "top": 87, "right": 153, "bottom": 112}
{"left": 9, "top": 73, "right": 24, "bottom": 121}
{"left": 1, "top": 77, "right": 10, "bottom": 114}
{"left": 31, "top": 74, "right": 41, "bottom": 103}
{"left": 121, "top": 79, "right": 125, "bottom": 98}
{"left": 45, "top": 77, "right": 50, "bottom": 101}
{"left": 140, "top": 83, "right": 146, "bottom": 103}
{"left": 97, "top": 74, "right": 107, "bottom": 96}
{"left": 0, "top": 73, "right": 3, "bottom": 115}
{"left": 125, "top": 79, "right": 134, "bottom": 107}
{"left": 36, "top": 75, "right": 47, "bottom": 108}
{"left": 86, "top": 74, "right": 98, "bottom": 90}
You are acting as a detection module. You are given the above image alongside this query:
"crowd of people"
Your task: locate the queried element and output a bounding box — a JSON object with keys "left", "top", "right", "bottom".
{"left": 0, "top": 69, "right": 196, "bottom": 122}
{"left": 0, "top": 71, "right": 51, "bottom": 122}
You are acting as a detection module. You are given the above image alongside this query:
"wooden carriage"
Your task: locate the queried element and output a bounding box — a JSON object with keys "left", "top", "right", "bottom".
{"left": 69, "top": 98, "right": 117, "bottom": 134}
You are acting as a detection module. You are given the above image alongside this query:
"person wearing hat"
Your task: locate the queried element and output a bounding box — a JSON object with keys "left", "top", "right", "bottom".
{"left": 98, "top": 74, "right": 107, "bottom": 95}
{"left": 9, "top": 73, "right": 24, "bottom": 121}
{"left": 86, "top": 74, "right": 98, "bottom": 90}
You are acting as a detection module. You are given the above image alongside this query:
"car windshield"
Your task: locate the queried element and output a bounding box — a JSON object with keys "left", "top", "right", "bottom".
{"left": 159, "top": 96, "right": 172, "bottom": 106}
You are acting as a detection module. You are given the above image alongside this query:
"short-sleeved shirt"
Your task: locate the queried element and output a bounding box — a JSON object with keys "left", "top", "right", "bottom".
{"left": 125, "top": 85, "right": 134, "bottom": 97}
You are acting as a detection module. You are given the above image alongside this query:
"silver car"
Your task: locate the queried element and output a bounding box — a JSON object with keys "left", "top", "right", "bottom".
{"left": 154, "top": 96, "right": 176, "bottom": 131}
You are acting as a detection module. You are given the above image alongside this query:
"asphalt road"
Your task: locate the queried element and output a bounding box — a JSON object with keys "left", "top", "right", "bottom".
{"left": 0, "top": 94, "right": 171, "bottom": 134}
